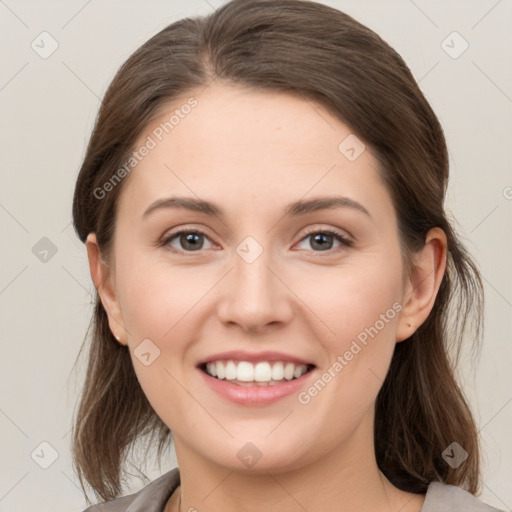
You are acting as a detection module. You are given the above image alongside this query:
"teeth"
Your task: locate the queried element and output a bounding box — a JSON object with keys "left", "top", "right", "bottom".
{"left": 225, "top": 360, "right": 237, "bottom": 380}
{"left": 238, "top": 361, "right": 255, "bottom": 381}
{"left": 208, "top": 362, "right": 217, "bottom": 377}
{"left": 284, "top": 362, "right": 295, "bottom": 380}
{"left": 254, "top": 362, "right": 272, "bottom": 381}
{"left": 215, "top": 361, "right": 226, "bottom": 379}
{"left": 204, "top": 360, "right": 310, "bottom": 383}
{"left": 271, "top": 362, "right": 284, "bottom": 381}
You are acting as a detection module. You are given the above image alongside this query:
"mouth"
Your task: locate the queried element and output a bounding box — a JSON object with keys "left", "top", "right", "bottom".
{"left": 198, "top": 360, "right": 316, "bottom": 387}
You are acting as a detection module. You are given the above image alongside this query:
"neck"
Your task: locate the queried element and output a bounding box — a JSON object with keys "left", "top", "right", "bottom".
{"left": 168, "top": 412, "right": 425, "bottom": 512}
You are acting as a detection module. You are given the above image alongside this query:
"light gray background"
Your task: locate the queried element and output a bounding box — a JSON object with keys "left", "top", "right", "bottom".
{"left": 0, "top": 1, "right": 511, "bottom": 511}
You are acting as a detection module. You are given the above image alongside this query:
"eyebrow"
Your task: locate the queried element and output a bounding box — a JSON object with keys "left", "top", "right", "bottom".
{"left": 142, "top": 195, "right": 372, "bottom": 220}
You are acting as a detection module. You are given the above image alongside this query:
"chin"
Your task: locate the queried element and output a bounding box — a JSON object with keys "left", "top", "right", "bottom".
{"left": 202, "top": 436, "right": 312, "bottom": 475}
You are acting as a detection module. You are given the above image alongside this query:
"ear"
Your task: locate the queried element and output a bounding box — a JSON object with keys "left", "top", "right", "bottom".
{"left": 85, "top": 233, "right": 128, "bottom": 345}
{"left": 396, "top": 227, "right": 448, "bottom": 343}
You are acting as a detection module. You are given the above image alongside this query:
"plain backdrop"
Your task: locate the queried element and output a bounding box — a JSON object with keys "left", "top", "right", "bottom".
{"left": 0, "top": 1, "right": 511, "bottom": 511}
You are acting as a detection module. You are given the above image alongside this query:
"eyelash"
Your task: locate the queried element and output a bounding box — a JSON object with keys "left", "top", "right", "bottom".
{"left": 160, "top": 227, "right": 353, "bottom": 255}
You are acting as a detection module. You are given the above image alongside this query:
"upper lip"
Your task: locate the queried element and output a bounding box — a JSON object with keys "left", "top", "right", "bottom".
{"left": 197, "top": 350, "right": 316, "bottom": 367}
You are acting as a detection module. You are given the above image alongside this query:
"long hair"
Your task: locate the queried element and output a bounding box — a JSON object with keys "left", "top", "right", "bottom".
{"left": 71, "top": 0, "right": 484, "bottom": 503}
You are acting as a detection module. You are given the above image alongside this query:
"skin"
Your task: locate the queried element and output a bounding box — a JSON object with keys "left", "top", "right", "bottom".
{"left": 87, "top": 81, "right": 447, "bottom": 512}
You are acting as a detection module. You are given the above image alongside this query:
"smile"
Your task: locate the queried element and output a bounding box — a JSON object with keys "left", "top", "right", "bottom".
{"left": 201, "top": 360, "right": 314, "bottom": 386}
{"left": 198, "top": 359, "right": 317, "bottom": 405}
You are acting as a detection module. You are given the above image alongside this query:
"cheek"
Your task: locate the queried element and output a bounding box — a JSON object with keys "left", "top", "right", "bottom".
{"left": 291, "top": 255, "right": 403, "bottom": 410}
{"left": 291, "top": 256, "right": 403, "bottom": 344}
{"left": 118, "top": 262, "right": 195, "bottom": 424}
{"left": 117, "top": 252, "right": 204, "bottom": 340}
{"left": 115, "top": 256, "right": 212, "bottom": 401}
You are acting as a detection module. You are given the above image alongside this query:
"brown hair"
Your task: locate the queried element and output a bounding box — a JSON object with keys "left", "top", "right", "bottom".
{"left": 71, "top": 0, "right": 484, "bottom": 504}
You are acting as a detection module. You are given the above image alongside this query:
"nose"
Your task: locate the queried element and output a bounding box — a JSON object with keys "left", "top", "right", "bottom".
{"left": 216, "top": 242, "right": 294, "bottom": 334}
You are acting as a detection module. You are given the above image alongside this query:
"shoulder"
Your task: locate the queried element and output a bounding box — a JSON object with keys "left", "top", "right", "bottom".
{"left": 422, "top": 481, "right": 505, "bottom": 512}
{"left": 81, "top": 467, "right": 180, "bottom": 512}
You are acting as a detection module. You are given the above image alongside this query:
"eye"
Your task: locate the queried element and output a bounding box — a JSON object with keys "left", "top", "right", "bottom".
{"left": 295, "top": 228, "right": 353, "bottom": 254}
{"left": 161, "top": 229, "right": 215, "bottom": 253}
{"left": 160, "top": 227, "right": 353, "bottom": 255}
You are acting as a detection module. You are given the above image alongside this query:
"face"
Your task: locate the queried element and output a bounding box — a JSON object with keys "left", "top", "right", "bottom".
{"left": 92, "top": 82, "right": 418, "bottom": 474}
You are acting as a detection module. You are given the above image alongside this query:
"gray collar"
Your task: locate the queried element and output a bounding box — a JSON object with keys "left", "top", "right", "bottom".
{"left": 110, "top": 468, "right": 501, "bottom": 512}
{"left": 125, "top": 467, "right": 180, "bottom": 512}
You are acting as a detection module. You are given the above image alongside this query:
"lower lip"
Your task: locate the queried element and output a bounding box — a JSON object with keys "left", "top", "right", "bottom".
{"left": 198, "top": 367, "right": 316, "bottom": 406}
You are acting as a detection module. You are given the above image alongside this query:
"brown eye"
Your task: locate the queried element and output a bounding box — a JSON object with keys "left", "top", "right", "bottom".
{"left": 296, "top": 229, "right": 353, "bottom": 253}
{"left": 162, "top": 230, "right": 214, "bottom": 253}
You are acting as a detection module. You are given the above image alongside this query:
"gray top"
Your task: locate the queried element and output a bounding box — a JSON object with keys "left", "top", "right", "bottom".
{"left": 83, "top": 468, "right": 505, "bottom": 512}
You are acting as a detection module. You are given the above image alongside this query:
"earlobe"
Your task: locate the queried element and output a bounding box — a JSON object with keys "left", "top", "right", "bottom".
{"left": 85, "top": 233, "right": 127, "bottom": 345}
{"left": 396, "top": 227, "right": 448, "bottom": 343}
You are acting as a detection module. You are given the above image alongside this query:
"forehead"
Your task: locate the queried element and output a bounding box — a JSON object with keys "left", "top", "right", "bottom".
{"left": 118, "top": 82, "right": 392, "bottom": 223}
{"left": 142, "top": 83, "right": 353, "bottom": 162}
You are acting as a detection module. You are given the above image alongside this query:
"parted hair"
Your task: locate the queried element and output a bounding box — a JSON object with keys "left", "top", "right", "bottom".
{"left": 71, "top": 0, "right": 484, "bottom": 504}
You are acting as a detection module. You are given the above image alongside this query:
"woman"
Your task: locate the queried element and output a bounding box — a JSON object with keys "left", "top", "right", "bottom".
{"left": 71, "top": 1, "right": 504, "bottom": 510}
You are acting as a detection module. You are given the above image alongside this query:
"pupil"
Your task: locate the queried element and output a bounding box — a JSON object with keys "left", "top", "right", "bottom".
{"left": 312, "top": 233, "right": 332, "bottom": 251}
{"left": 182, "top": 233, "right": 202, "bottom": 250}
